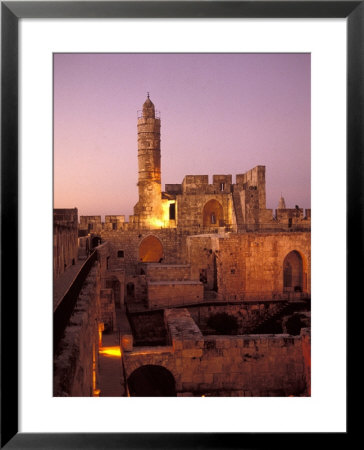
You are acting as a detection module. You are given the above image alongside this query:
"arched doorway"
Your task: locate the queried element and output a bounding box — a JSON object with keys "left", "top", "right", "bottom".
{"left": 126, "top": 282, "right": 135, "bottom": 298}
{"left": 203, "top": 199, "right": 224, "bottom": 227}
{"left": 105, "top": 277, "right": 122, "bottom": 306}
{"left": 139, "top": 235, "right": 164, "bottom": 262}
{"left": 283, "top": 251, "right": 303, "bottom": 292}
{"left": 91, "top": 236, "right": 101, "bottom": 248}
{"left": 127, "top": 365, "right": 176, "bottom": 396}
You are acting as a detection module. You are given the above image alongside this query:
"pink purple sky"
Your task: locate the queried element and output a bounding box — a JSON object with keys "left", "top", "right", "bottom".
{"left": 54, "top": 53, "right": 310, "bottom": 219}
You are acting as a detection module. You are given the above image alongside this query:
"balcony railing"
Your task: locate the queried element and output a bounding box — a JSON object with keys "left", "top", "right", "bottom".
{"left": 137, "top": 110, "right": 161, "bottom": 119}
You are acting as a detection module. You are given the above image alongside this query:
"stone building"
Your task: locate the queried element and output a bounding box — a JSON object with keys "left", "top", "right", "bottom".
{"left": 53, "top": 208, "right": 78, "bottom": 279}
{"left": 54, "top": 96, "right": 311, "bottom": 397}
{"left": 98, "top": 96, "right": 311, "bottom": 307}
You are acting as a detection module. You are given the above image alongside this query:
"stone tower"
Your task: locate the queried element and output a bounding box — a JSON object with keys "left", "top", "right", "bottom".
{"left": 278, "top": 194, "right": 286, "bottom": 209}
{"left": 133, "top": 95, "right": 164, "bottom": 227}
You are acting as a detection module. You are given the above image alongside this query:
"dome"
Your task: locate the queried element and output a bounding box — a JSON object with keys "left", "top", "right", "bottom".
{"left": 142, "top": 95, "right": 155, "bottom": 118}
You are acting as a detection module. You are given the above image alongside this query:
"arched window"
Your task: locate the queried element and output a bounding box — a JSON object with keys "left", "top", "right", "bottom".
{"left": 139, "top": 235, "right": 164, "bottom": 262}
{"left": 283, "top": 251, "right": 303, "bottom": 292}
{"left": 203, "top": 199, "right": 223, "bottom": 227}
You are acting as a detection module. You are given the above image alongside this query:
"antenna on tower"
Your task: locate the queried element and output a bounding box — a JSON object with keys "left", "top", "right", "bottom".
{"left": 147, "top": 92, "right": 150, "bottom": 99}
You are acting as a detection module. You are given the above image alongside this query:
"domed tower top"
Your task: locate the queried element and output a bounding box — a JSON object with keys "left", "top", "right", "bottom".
{"left": 142, "top": 93, "right": 155, "bottom": 118}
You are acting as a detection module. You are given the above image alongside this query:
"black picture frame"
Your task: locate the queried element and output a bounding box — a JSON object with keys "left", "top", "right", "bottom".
{"left": 1, "top": 1, "right": 358, "bottom": 448}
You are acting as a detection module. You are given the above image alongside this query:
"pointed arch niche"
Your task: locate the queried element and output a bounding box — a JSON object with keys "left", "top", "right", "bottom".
{"left": 283, "top": 250, "right": 306, "bottom": 292}
{"left": 203, "top": 199, "right": 224, "bottom": 227}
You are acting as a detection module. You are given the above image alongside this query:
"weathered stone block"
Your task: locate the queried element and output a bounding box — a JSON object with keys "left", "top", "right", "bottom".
{"left": 182, "top": 348, "right": 203, "bottom": 358}
{"left": 121, "top": 334, "right": 133, "bottom": 352}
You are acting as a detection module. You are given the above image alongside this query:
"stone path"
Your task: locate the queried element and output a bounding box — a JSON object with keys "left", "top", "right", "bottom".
{"left": 53, "top": 257, "right": 87, "bottom": 311}
{"left": 98, "top": 309, "right": 127, "bottom": 397}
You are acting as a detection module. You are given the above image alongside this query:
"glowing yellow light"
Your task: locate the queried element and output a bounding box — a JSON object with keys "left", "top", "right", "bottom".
{"left": 147, "top": 218, "right": 165, "bottom": 228}
{"left": 146, "top": 200, "right": 175, "bottom": 229}
{"left": 98, "top": 323, "right": 104, "bottom": 347}
{"left": 93, "top": 389, "right": 101, "bottom": 397}
{"left": 99, "top": 346, "right": 121, "bottom": 358}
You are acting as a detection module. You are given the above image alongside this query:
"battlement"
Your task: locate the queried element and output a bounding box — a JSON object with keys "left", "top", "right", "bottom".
{"left": 165, "top": 184, "right": 183, "bottom": 195}
{"left": 54, "top": 208, "right": 78, "bottom": 227}
{"left": 104, "top": 215, "right": 125, "bottom": 231}
{"left": 236, "top": 165, "right": 266, "bottom": 186}
{"left": 79, "top": 216, "right": 102, "bottom": 233}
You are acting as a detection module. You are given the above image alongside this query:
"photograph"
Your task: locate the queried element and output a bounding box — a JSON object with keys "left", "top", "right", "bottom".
{"left": 53, "top": 53, "right": 311, "bottom": 398}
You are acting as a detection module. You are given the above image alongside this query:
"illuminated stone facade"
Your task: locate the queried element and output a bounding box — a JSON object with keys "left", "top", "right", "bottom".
{"left": 95, "top": 96, "right": 311, "bottom": 307}
{"left": 54, "top": 97, "right": 311, "bottom": 397}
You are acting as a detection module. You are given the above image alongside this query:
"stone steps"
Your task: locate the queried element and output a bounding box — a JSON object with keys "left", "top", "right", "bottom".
{"left": 250, "top": 300, "right": 308, "bottom": 334}
{"left": 250, "top": 302, "right": 289, "bottom": 333}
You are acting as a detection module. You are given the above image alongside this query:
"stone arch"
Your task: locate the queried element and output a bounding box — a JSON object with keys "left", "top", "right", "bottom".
{"left": 203, "top": 199, "right": 224, "bottom": 227}
{"left": 139, "top": 235, "right": 164, "bottom": 262}
{"left": 283, "top": 250, "right": 304, "bottom": 292}
{"left": 127, "top": 364, "right": 176, "bottom": 397}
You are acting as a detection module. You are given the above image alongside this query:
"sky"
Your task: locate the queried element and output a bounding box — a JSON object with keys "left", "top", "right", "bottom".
{"left": 54, "top": 53, "right": 310, "bottom": 219}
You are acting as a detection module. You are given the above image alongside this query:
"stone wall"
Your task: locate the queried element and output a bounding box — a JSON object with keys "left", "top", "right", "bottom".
{"left": 301, "top": 327, "right": 311, "bottom": 396}
{"left": 53, "top": 208, "right": 78, "bottom": 279}
{"left": 176, "top": 191, "right": 234, "bottom": 229}
{"left": 186, "top": 234, "right": 220, "bottom": 290}
{"left": 187, "top": 232, "right": 310, "bottom": 301}
{"left": 147, "top": 281, "right": 204, "bottom": 309}
{"left": 103, "top": 269, "right": 125, "bottom": 306}
{"left": 100, "top": 288, "right": 117, "bottom": 331}
{"left": 100, "top": 229, "right": 189, "bottom": 274}
{"left": 122, "top": 308, "right": 309, "bottom": 396}
{"left": 104, "top": 215, "right": 125, "bottom": 231}
{"left": 187, "top": 301, "right": 289, "bottom": 334}
{"left": 101, "top": 229, "right": 310, "bottom": 302}
{"left": 236, "top": 165, "right": 266, "bottom": 210}
{"left": 79, "top": 215, "right": 102, "bottom": 234}
{"left": 54, "top": 264, "right": 101, "bottom": 396}
{"left": 145, "top": 263, "right": 192, "bottom": 281}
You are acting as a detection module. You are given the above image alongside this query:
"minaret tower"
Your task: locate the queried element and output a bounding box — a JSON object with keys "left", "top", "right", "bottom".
{"left": 134, "top": 94, "right": 163, "bottom": 226}
{"left": 278, "top": 194, "right": 286, "bottom": 209}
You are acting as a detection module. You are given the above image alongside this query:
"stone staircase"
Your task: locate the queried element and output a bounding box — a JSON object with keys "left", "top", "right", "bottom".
{"left": 249, "top": 300, "right": 308, "bottom": 334}
{"left": 232, "top": 187, "right": 245, "bottom": 231}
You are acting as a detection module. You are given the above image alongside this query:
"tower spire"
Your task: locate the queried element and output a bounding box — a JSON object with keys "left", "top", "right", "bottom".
{"left": 278, "top": 194, "right": 286, "bottom": 209}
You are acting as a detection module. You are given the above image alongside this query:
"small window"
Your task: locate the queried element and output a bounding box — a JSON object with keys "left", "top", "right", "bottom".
{"left": 211, "top": 213, "right": 216, "bottom": 224}
{"left": 220, "top": 182, "right": 225, "bottom": 191}
{"left": 117, "top": 250, "right": 124, "bottom": 258}
{"left": 288, "top": 218, "right": 292, "bottom": 228}
{"left": 169, "top": 203, "right": 176, "bottom": 220}
{"left": 112, "top": 222, "right": 117, "bottom": 230}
